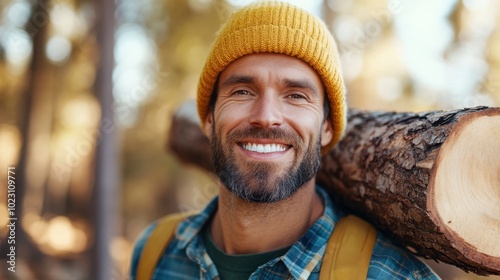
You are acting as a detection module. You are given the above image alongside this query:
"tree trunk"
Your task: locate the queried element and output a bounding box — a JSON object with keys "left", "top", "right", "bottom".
{"left": 90, "top": 0, "right": 118, "bottom": 279}
{"left": 9, "top": 0, "right": 50, "bottom": 266}
{"left": 167, "top": 100, "right": 500, "bottom": 275}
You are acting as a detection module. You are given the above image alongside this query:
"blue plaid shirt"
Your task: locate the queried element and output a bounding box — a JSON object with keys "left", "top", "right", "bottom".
{"left": 130, "top": 186, "right": 440, "bottom": 279}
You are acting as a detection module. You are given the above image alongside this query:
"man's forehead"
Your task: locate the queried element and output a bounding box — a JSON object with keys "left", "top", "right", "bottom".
{"left": 219, "top": 53, "right": 323, "bottom": 87}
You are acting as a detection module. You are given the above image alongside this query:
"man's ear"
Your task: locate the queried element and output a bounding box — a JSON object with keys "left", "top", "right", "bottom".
{"left": 320, "top": 120, "right": 333, "bottom": 147}
{"left": 203, "top": 113, "right": 214, "bottom": 140}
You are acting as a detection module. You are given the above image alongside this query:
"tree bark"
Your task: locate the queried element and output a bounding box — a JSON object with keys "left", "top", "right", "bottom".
{"left": 167, "top": 101, "right": 500, "bottom": 275}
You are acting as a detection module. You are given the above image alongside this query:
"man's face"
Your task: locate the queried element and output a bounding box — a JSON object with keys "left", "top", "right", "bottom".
{"left": 204, "top": 53, "right": 333, "bottom": 203}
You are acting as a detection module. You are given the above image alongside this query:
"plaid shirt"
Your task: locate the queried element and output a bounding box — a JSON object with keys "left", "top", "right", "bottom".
{"left": 130, "top": 187, "right": 440, "bottom": 279}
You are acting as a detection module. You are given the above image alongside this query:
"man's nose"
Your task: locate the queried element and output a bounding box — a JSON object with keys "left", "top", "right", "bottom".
{"left": 248, "top": 92, "right": 284, "bottom": 128}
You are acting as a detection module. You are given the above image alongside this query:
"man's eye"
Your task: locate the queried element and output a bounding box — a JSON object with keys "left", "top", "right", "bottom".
{"left": 288, "top": 93, "right": 306, "bottom": 99}
{"left": 233, "top": 90, "right": 250, "bottom": 95}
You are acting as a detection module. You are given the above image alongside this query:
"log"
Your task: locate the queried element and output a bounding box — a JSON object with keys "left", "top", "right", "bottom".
{"left": 167, "top": 101, "right": 214, "bottom": 172}
{"left": 317, "top": 107, "right": 500, "bottom": 275}
{"left": 167, "top": 100, "right": 500, "bottom": 275}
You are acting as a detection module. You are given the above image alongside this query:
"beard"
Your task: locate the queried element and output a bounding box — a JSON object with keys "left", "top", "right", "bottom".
{"left": 210, "top": 125, "right": 322, "bottom": 203}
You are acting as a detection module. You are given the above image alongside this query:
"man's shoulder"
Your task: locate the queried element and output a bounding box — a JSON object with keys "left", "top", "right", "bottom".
{"left": 368, "top": 232, "right": 441, "bottom": 280}
{"left": 129, "top": 221, "right": 159, "bottom": 279}
{"left": 129, "top": 211, "right": 203, "bottom": 280}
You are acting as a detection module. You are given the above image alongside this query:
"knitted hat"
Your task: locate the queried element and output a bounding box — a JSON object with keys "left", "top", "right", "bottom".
{"left": 197, "top": 1, "right": 347, "bottom": 154}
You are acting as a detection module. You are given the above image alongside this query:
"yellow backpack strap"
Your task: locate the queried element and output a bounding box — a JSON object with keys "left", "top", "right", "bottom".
{"left": 319, "top": 215, "right": 377, "bottom": 280}
{"left": 136, "top": 212, "right": 192, "bottom": 280}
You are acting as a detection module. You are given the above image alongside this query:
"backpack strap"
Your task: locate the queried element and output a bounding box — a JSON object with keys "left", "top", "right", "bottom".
{"left": 136, "top": 212, "right": 192, "bottom": 280}
{"left": 319, "top": 215, "right": 377, "bottom": 280}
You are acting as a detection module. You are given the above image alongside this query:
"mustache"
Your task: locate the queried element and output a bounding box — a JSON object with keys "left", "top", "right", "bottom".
{"left": 225, "top": 127, "right": 302, "bottom": 147}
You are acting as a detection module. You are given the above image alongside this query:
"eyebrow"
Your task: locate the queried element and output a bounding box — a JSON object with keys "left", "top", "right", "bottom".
{"left": 220, "top": 75, "right": 255, "bottom": 88}
{"left": 219, "top": 75, "right": 320, "bottom": 96}
{"left": 282, "top": 78, "right": 320, "bottom": 96}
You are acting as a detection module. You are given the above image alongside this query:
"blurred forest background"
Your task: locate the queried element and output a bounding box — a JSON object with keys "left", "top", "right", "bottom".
{"left": 0, "top": 0, "right": 499, "bottom": 279}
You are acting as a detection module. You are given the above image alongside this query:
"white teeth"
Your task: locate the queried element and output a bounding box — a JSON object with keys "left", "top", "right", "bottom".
{"left": 242, "top": 143, "right": 287, "bottom": 153}
{"left": 257, "top": 144, "right": 264, "bottom": 153}
{"left": 264, "top": 145, "right": 271, "bottom": 153}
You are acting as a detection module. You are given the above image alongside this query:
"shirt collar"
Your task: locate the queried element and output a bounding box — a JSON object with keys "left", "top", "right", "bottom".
{"left": 280, "top": 187, "right": 341, "bottom": 279}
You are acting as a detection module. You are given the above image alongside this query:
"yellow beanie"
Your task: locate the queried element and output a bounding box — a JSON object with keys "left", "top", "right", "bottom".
{"left": 197, "top": 1, "right": 346, "bottom": 154}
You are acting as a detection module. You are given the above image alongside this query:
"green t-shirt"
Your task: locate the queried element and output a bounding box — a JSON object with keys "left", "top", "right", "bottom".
{"left": 203, "top": 226, "right": 291, "bottom": 280}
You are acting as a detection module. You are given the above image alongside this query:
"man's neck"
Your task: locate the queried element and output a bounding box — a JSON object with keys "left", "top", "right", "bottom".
{"left": 210, "top": 181, "right": 324, "bottom": 255}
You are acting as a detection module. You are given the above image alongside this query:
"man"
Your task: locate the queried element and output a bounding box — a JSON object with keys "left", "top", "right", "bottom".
{"left": 130, "top": 1, "right": 441, "bottom": 279}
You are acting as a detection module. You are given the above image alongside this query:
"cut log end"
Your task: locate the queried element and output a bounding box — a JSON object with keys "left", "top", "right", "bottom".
{"left": 429, "top": 109, "right": 500, "bottom": 269}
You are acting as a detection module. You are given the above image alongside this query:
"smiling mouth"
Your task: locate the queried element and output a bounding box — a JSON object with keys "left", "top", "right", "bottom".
{"left": 240, "top": 142, "right": 290, "bottom": 154}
